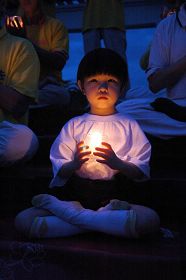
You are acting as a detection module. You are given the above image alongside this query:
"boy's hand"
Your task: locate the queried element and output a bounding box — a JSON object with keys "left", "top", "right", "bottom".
{"left": 73, "top": 141, "right": 91, "bottom": 170}
{"left": 93, "top": 142, "right": 122, "bottom": 170}
{"left": 5, "top": 16, "right": 26, "bottom": 38}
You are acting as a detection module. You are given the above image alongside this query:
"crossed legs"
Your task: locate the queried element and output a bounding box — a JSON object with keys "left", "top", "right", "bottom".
{"left": 15, "top": 194, "right": 160, "bottom": 239}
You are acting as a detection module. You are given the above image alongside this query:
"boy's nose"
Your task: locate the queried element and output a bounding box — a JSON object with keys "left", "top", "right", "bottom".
{"left": 98, "top": 82, "right": 108, "bottom": 90}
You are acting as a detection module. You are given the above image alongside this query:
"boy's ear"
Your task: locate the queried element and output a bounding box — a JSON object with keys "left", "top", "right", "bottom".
{"left": 77, "top": 80, "right": 84, "bottom": 92}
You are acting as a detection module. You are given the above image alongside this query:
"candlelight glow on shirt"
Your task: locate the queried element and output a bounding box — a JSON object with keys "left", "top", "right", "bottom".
{"left": 50, "top": 113, "right": 151, "bottom": 187}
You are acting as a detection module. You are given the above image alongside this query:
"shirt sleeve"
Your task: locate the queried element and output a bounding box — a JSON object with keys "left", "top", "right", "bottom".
{"left": 49, "top": 120, "right": 76, "bottom": 187}
{"left": 120, "top": 119, "right": 151, "bottom": 179}
{"left": 50, "top": 19, "right": 69, "bottom": 54}
{"left": 8, "top": 38, "right": 40, "bottom": 100}
{"left": 146, "top": 19, "right": 170, "bottom": 78}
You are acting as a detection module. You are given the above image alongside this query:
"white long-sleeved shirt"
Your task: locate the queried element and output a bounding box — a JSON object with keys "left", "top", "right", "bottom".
{"left": 146, "top": 4, "right": 186, "bottom": 102}
{"left": 50, "top": 113, "right": 151, "bottom": 187}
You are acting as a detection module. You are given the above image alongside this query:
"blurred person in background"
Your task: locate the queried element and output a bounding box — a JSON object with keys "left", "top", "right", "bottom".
{"left": 0, "top": 0, "right": 39, "bottom": 166}
{"left": 6, "top": 0, "right": 70, "bottom": 107}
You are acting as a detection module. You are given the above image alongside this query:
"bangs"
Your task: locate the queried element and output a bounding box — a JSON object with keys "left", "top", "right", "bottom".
{"left": 77, "top": 48, "right": 128, "bottom": 85}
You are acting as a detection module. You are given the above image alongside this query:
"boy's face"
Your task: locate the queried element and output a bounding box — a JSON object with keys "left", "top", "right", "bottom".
{"left": 78, "top": 74, "right": 123, "bottom": 115}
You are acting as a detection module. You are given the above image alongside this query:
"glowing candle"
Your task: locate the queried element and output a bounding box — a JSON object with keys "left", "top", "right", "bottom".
{"left": 88, "top": 131, "right": 102, "bottom": 153}
{"left": 7, "top": 16, "right": 24, "bottom": 28}
{"left": 13, "top": 16, "right": 24, "bottom": 28}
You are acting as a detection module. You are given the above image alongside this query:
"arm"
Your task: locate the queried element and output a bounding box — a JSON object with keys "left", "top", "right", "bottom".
{"left": 33, "top": 19, "right": 69, "bottom": 72}
{"left": 112, "top": 158, "right": 144, "bottom": 180}
{"left": 50, "top": 121, "right": 92, "bottom": 187}
{"left": 0, "top": 85, "right": 33, "bottom": 119}
{"left": 6, "top": 16, "right": 69, "bottom": 72}
{"left": 33, "top": 44, "right": 68, "bottom": 71}
{"left": 146, "top": 16, "right": 186, "bottom": 93}
{"left": 148, "top": 55, "right": 186, "bottom": 93}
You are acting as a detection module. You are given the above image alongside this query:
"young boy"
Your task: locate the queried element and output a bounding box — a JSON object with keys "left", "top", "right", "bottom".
{"left": 15, "top": 48, "right": 160, "bottom": 239}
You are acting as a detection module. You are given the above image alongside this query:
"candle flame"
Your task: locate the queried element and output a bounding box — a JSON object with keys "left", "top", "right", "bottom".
{"left": 6, "top": 16, "right": 24, "bottom": 28}
{"left": 89, "top": 132, "right": 102, "bottom": 152}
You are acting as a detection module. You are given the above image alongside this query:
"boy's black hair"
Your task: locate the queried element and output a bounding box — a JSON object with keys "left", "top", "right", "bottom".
{"left": 77, "top": 48, "right": 128, "bottom": 88}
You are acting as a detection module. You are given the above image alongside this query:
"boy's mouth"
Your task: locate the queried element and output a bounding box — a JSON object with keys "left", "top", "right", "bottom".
{"left": 98, "top": 96, "right": 108, "bottom": 100}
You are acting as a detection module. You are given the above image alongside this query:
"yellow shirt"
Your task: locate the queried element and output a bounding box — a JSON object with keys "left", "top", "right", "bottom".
{"left": 0, "top": 26, "right": 40, "bottom": 124}
{"left": 25, "top": 16, "right": 69, "bottom": 83}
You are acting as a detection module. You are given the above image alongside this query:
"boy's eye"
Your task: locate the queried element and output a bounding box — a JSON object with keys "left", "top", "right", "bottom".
{"left": 89, "top": 79, "right": 98, "bottom": 83}
{"left": 88, "top": 79, "right": 118, "bottom": 84}
{"left": 85, "top": 78, "right": 120, "bottom": 88}
{"left": 108, "top": 79, "right": 120, "bottom": 87}
{"left": 108, "top": 79, "right": 118, "bottom": 84}
{"left": 86, "top": 79, "right": 98, "bottom": 86}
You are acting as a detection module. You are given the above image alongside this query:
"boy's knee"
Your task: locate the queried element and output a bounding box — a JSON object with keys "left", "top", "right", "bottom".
{"left": 134, "top": 206, "right": 160, "bottom": 237}
{"left": 15, "top": 210, "right": 33, "bottom": 236}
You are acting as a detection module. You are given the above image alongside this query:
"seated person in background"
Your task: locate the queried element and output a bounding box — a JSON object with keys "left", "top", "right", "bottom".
{"left": 15, "top": 48, "right": 160, "bottom": 239}
{"left": 0, "top": 0, "right": 39, "bottom": 166}
{"left": 117, "top": 0, "right": 186, "bottom": 139}
{"left": 6, "top": 0, "right": 56, "bottom": 17}
{"left": 147, "top": 0, "right": 186, "bottom": 122}
{"left": 6, "top": 0, "right": 70, "bottom": 107}
{"left": 140, "top": 0, "right": 179, "bottom": 71}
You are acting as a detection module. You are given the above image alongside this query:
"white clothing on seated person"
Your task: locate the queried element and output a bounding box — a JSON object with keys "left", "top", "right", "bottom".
{"left": 0, "top": 26, "right": 39, "bottom": 166}
{"left": 0, "top": 121, "right": 38, "bottom": 166}
{"left": 117, "top": 86, "right": 186, "bottom": 139}
{"left": 117, "top": 4, "right": 186, "bottom": 139}
{"left": 147, "top": 4, "right": 186, "bottom": 102}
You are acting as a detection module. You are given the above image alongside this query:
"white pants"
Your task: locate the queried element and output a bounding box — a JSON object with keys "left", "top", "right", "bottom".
{"left": 117, "top": 86, "right": 186, "bottom": 139}
{"left": 0, "top": 121, "right": 39, "bottom": 166}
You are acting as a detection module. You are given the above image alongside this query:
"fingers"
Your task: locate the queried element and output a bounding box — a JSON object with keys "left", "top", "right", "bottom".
{"left": 95, "top": 159, "right": 107, "bottom": 164}
{"left": 93, "top": 143, "right": 113, "bottom": 158}
{"left": 93, "top": 151, "right": 109, "bottom": 160}
{"left": 79, "top": 150, "right": 91, "bottom": 159}
{"left": 77, "top": 141, "right": 90, "bottom": 153}
{"left": 79, "top": 157, "right": 89, "bottom": 164}
{"left": 75, "top": 141, "right": 91, "bottom": 165}
{"left": 101, "top": 142, "right": 112, "bottom": 149}
{"left": 77, "top": 141, "right": 85, "bottom": 149}
{"left": 95, "top": 147, "right": 108, "bottom": 152}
